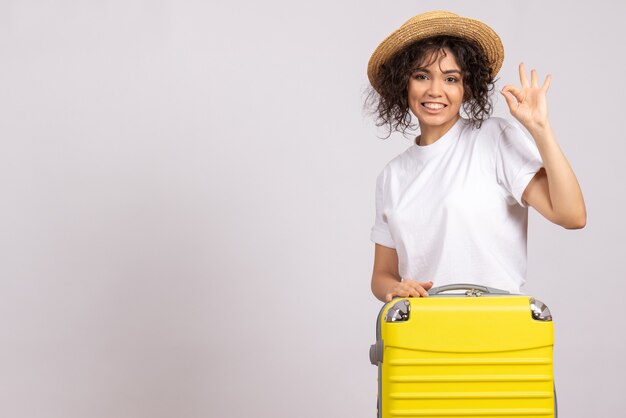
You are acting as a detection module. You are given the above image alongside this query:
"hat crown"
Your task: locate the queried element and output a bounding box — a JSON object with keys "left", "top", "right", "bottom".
{"left": 407, "top": 11, "right": 460, "bottom": 23}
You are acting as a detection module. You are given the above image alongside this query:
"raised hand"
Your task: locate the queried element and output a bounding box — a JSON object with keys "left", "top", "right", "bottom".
{"left": 501, "top": 63, "right": 551, "bottom": 133}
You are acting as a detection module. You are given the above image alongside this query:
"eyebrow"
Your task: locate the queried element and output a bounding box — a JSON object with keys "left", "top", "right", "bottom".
{"left": 414, "top": 68, "right": 462, "bottom": 75}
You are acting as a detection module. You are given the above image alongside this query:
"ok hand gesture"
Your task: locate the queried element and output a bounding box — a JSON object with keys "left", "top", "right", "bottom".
{"left": 501, "top": 63, "right": 551, "bottom": 133}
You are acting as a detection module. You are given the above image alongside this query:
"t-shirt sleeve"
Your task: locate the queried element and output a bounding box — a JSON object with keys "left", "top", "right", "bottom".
{"left": 370, "top": 169, "right": 396, "bottom": 248}
{"left": 495, "top": 121, "right": 544, "bottom": 207}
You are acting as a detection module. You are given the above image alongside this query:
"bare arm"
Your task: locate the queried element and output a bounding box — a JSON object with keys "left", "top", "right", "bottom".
{"left": 502, "top": 63, "right": 586, "bottom": 229}
{"left": 371, "top": 244, "right": 432, "bottom": 302}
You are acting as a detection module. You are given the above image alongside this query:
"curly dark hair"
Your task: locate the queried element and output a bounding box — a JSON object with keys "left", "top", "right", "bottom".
{"left": 364, "top": 35, "right": 496, "bottom": 138}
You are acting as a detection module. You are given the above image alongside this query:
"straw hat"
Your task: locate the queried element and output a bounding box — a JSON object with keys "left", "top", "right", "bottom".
{"left": 367, "top": 11, "right": 504, "bottom": 92}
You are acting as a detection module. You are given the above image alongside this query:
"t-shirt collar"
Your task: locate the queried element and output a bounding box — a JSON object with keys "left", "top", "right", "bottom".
{"left": 411, "top": 118, "right": 467, "bottom": 156}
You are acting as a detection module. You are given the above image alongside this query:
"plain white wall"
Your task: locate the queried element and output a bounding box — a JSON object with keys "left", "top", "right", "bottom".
{"left": 1, "top": 0, "right": 624, "bottom": 417}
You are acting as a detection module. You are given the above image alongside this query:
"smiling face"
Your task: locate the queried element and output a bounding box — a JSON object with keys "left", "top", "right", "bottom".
{"left": 407, "top": 48, "right": 465, "bottom": 144}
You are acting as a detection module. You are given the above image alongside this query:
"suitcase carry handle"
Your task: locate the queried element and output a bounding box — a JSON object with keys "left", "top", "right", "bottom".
{"left": 429, "top": 283, "right": 510, "bottom": 295}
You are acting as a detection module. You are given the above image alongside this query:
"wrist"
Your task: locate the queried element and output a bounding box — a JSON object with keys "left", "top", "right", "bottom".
{"left": 527, "top": 121, "right": 554, "bottom": 141}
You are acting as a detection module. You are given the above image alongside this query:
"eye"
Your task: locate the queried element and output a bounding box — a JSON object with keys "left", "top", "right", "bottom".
{"left": 445, "top": 76, "right": 459, "bottom": 83}
{"left": 412, "top": 73, "right": 428, "bottom": 80}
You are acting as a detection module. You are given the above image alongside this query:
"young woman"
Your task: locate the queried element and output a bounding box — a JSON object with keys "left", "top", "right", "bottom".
{"left": 365, "top": 11, "right": 586, "bottom": 302}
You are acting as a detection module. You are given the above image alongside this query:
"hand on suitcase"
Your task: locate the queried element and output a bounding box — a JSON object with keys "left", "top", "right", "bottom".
{"left": 385, "top": 279, "right": 433, "bottom": 302}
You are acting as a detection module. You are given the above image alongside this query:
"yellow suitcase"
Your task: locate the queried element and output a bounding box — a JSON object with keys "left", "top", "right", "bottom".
{"left": 370, "top": 284, "right": 556, "bottom": 418}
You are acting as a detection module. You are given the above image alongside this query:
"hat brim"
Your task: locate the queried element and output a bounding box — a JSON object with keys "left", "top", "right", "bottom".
{"left": 367, "top": 11, "right": 504, "bottom": 92}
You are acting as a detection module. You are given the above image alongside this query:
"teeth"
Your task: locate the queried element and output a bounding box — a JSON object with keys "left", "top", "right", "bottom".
{"left": 424, "top": 103, "right": 445, "bottom": 109}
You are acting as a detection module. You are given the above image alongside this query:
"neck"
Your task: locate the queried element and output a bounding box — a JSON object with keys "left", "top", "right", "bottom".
{"left": 417, "top": 115, "right": 461, "bottom": 146}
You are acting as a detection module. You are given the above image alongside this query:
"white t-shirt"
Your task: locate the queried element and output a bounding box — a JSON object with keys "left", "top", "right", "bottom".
{"left": 370, "top": 117, "right": 543, "bottom": 293}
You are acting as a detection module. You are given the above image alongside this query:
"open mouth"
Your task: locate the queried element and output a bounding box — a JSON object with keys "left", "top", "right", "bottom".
{"left": 422, "top": 102, "right": 447, "bottom": 110}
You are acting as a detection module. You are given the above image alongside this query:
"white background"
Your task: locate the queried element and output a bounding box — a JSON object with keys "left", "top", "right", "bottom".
{"left": 1, "top": 0, "right": 624, "bottom": 417}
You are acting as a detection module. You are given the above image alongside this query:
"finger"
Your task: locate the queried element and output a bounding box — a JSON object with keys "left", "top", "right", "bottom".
{"left": 500, "top": 90, "right": 517, "bottom": 111}
{"left": 386, "top": 289, "right": 405, "bottom": 302}
{"left": 395, "top": 283, "right": 414, "bottom": 298}
{"left": 423, "top": 281, "right": 434, "bottom": 290}
{"left": 530, "top": 69, "right": 538, "bottom": 88}
{"left": 542, "top": 74, "right": 552, "bottom": 93}
{"left": 502, "top": 85, "right": 523, "bottom": 102}
{"left": 410, "top": 284, "right": 428, "bottom": 298}
{"left": 519, "top": 63, "right": 529, "bottom": 88}
{"left": 407, "top": 286, "right": 420, "bottom": 298}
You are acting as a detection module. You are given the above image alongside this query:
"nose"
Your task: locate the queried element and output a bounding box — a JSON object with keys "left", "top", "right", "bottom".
{"left": 426, "top": 79, "right": 443, "bottom": 97}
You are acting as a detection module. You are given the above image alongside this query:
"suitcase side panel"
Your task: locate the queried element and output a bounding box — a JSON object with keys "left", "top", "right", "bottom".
{"left": 381, "top": 346, "right": 554, "bottom": 417}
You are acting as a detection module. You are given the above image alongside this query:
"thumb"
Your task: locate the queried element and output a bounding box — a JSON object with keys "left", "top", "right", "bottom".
{"left": 423, "top": 281, "right": 434, "bottom": 290}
